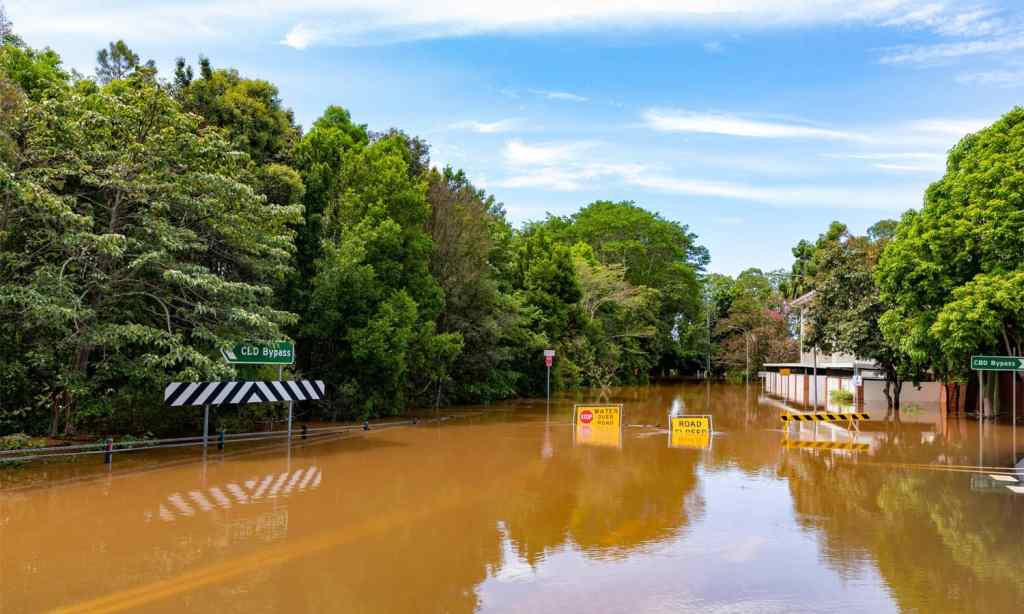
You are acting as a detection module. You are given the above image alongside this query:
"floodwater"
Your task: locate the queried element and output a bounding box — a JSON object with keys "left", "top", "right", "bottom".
{"left": 3, "top": 383, "right": 1024, "bottom": 613}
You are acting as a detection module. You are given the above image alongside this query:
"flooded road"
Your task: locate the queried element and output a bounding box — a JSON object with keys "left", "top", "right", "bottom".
{"left": 3, "top": 383, "right": 1024, "bottom": 613}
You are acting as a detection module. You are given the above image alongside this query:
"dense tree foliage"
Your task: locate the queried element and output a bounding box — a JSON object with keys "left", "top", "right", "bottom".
{"left": 801, "top": 222, "right": 919, "bottom": 408}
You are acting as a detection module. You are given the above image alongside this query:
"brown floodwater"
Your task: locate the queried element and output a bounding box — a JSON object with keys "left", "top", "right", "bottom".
{"left": 3, "top": 383, "right": 1024, "bottom": 613}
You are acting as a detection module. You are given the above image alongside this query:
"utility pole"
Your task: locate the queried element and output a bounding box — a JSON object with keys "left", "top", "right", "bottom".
{"left": 706, "top": 291, "right": 711, "bottom": 379}
{"left": 745, "top": 334, "right": 750, "bottom": 385}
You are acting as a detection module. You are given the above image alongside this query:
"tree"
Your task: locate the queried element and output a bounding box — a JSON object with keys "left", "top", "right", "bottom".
{"left": 714, "top": 269, "right": 796, "bottom": 380}
{"left": 175, "top": 57, "right": 300, "bottom": 164}
{"left": 878, "top": 107, "right": 1024, "bottom": 407}
{"left": 1, "top": 3, "right": 22, "bottom": 46}
{"left": 536, "top": 201, "right": 707, "bottom": 374}
{"left": 570, "top": 243, "right": 657, "bottom": 389}
{"left": 1, "top": 71, "right": 300, "bottom": 435}
{"left": 426, "top": 166, "right": 539, "bottom": 403}
{"left": 303, "top": 134, "right": 459, "bottom": 417}
{"left": 95, "top": 40, "right": 153, "bottom": 84}
{"left": 804, "top": 224, "right": 919, "bottom": 410}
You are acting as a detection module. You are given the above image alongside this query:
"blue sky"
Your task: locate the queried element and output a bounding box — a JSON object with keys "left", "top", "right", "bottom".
{"left": 9, "top": 1, "right": 1024, "bottom": 274}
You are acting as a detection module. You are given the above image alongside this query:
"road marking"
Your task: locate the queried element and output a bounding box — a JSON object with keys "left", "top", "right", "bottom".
{"left": 989, "top": 474, "right": 1018, "bottom": 482}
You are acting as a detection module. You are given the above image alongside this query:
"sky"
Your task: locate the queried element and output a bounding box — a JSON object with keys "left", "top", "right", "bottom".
{"left": 8, "top": 1, "right": 1024, "bottom": 274}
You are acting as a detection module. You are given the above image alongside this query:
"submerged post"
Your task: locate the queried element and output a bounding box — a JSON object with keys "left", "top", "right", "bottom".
{"left": 217, "top": 430, "right": 225, "bottom": 451}
{"left": 203, "top": 404, "right": 210, "bottom": 450}
{"left": 544, "top": 349, "right": 555, "bottom": 414}
{"left": 104, "top": 438, "right": 113, "bottom": 465}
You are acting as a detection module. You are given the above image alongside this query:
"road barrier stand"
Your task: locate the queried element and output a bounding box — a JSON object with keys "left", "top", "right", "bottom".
{"left": 782, "top": 440, "right": 870, "bottom": 452}
{"left": 780, "top": 412, "right": 870, "bottom": 432}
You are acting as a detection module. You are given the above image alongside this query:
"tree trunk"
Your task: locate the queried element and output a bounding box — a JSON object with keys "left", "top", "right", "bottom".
{"left": 63, "top": 344, "right": 92, "bottom": 435}
{"left": 882, "top": 379, "right": 893, "bottom": 410}
{"left": 892, "top": 378, "right": 903, "bottom": 412}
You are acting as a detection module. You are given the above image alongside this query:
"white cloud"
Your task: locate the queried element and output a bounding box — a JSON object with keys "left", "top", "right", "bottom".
{"left": 530, "top": 89, "right": 588, "bottom": 102}
{"left": 495, "top": 138, "right": 922, "bottom": 209}
{"left": 502, "top": 139, "right": 594, "bottom": 166}
{"left": 956, "top": 68, "right": 1024, "bottom": 86}
{"left": 906, "top": 117, "right": 993, "bottom": 136}
{"left": 626, "top": 172, "right": 922, "bottom": 210}
{"left": 449, "top": 119, "right": 523, "bottom": 133}
{"left": 883, "top": 5, "right": 1004, "bottom": 37}
{"left": 643, "top": 109, "right": 863, "bottom": 140}
{"left": 880, "top": 36, "right": 1024, "bottom": 64}
{"left": 703, "top": 41, "right": 725, "bottom": 54}
{"left": 11, "top": 0, "right": 1001, "bottom": 48}
{"left": 281, "top": 23, "right": 329, "bottom": 49}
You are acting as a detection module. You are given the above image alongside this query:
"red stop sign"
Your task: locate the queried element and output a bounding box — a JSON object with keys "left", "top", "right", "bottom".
{"left": 579, "top": 409, "right": 594, "bottom": 424}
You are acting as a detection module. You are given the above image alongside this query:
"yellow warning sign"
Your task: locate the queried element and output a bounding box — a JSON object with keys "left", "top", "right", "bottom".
{"left": 669, "top": 415, "right": 713, "bottom": 450}
{"left": 574, "top": 404, "right": 623, "bottom": 448}
{"left": 779, "top": 368, "right": 791, "bottom": 376}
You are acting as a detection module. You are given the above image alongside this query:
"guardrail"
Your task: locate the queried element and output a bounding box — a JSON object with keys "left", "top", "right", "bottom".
{"left": 0, "top": 419, "right": 424, "bottom": 464}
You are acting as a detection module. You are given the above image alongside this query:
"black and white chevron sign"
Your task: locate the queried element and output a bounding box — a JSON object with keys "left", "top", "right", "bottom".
{"left": 164, "top": 380, "right": 325, "bottom": 407}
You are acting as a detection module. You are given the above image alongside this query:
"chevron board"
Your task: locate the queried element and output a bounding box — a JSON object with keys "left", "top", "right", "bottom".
{"left": 164, "top": 380, "right": 325, "bottom": 406}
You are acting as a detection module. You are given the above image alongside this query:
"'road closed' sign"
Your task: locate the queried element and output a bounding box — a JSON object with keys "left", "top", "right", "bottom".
{"left": 669, "top": 415, "right": 713, "bottom": 450}
{"left": 574, "top": 404, "right": 623, "bottom": 448}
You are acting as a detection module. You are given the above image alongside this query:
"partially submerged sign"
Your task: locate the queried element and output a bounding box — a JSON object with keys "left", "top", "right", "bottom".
{"left": 971, "top": 355, "right": 1024, "bottom": 371}
{"left": 573, "top": 404, "right": 622, "bottom": 448}
{"left": 669, "top": 415, "right": 713, "bottom": 450}
{"left": 222, "top": 341, "right": 294, "bottom": 365}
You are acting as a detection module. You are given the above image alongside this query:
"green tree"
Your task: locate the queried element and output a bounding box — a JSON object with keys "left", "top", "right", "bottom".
{"left": 426, "top": 167, "right": 539, "bottom": 403}
{"left": 303, "top": 134, "right": 458, "bottom": 416}
{"left": 175, "top": 57, "right": 300, "bottom": 164}
{"left": 878, "top": 108, "right": 1024, "bottom": 406}
{"left": 804, "top": 223, "right": 920, "bottom": 409}
{"left": 1, "top": 70, "right": 300, "bottom": 434}
{"left": 714, "top": 269, "right": 796, "bottom": 381}
{"left": 95, "top": 40, "right": 153, "bottom": 84}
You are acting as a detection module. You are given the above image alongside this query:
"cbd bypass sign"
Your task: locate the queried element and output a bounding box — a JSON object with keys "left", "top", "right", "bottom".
{"left": 669, "top": 415, "right": 713, "bottom": 450}
{"left": 574, "top": 404, "right": 623, "bottom": 448}
{"left": 971, "top": 355, "right": 1024, "bottom": 371}
{"left": 222, "top": 341, "right": 294, "bottom": 366}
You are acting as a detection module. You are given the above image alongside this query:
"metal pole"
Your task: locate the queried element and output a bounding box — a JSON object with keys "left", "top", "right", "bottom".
{"left": 812, "top": 348, "right": 818, "bottom": 408}
{"left": 978, "top": 369, "right": 984, "bottom": 420}
{"left": 546, "top": 365, "right": 551, "bottom": 412}
{"left": 279, "top": 365, "right": 293, "bottom": 444}
{"left": 706, "top": 300, "right": 711, "bottom": 378}
{"left": 203, "top": 404, "right": 210, "bottom": 450}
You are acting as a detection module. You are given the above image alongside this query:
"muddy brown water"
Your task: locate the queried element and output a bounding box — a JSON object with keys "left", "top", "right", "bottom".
{"left": 3, "top": 383, "right": 1024, "bottom": 613}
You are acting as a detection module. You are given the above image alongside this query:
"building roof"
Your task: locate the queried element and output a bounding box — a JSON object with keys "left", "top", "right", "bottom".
{"left": 789, "top": 290, "right": 816, "bottom": 308}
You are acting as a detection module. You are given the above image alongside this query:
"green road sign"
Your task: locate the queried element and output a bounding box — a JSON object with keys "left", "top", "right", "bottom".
{"left": 222, "top": 341, "right": 294, "bottom": 365}
{"left": 970, "top": 355, "right": 1024, "bottom": 371}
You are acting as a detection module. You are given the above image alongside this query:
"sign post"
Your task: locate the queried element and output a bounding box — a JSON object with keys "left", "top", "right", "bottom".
{"left": 544, "top": 350, "right": 555, "bottom": 412}
{"left": 223, "top": 341, "right": 296, "bottom": 442}
{"left": 971, "top": 356, "right": 1024, "bottom": 421}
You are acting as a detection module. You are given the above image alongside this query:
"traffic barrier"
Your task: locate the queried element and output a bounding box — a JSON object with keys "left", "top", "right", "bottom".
{"left": 780, "top": 412, "right": 870, "bottom": 422}
{"left": 163, "top": 380, "right": 325, "bottom": 407}
{"left": 782, "top": 440, "right": 869, "bottom": 451}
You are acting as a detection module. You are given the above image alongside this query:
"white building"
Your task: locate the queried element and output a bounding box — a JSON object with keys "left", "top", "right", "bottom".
{"left": 760, "top": 291, "right": 941, "bottom": 410}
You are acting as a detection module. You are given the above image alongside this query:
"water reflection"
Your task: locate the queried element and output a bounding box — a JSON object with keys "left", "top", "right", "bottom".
{"left": 2, "top": 384, "right": 1024, "bottom": 613}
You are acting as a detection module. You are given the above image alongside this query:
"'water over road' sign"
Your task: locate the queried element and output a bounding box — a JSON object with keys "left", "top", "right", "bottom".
{"left": 971, "top": 355, "right": 1024, "bottom": 371}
